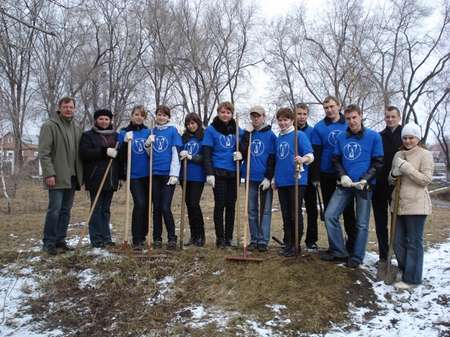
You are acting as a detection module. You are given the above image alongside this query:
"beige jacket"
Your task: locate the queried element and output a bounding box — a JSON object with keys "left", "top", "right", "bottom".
{"left": 389, "top": 146, "right": 434, "bottom": 215}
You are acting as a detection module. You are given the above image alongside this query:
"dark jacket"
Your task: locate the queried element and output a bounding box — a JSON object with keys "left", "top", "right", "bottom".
{"left": 79, "top": 128, "right": 119, "bottom": 192}
{"left": 377, "top": 125, "right": 403, "bottom": 182}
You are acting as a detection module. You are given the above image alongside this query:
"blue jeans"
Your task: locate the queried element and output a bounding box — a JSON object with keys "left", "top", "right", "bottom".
{"left": 248, "top": 181, "right": 273, "bottom": 245}
{"left": 43, "top": 188, "right": 75, "bottom": 248}
{"left": 89, "top": 190, "right": 114, "bottom": 246}
{"left": 324, "top": 187, "right": 372, "bottom": 264}
{"left": 394, "top": 215, "right": 426, "bottom": 285}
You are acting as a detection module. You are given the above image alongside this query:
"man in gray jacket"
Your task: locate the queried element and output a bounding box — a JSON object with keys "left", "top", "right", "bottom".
{"left": 38, "top": 97, "right": 83, "bottom": 255}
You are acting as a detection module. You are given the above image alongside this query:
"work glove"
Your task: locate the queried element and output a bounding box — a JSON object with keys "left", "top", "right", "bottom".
{"left": 399, "top": 160, "right": 414, "bottom": 175}
{"left": 124, "top": 131, "right": 133, "bottom": 142}
{"left": 246, "top": 125, "right": 254, "bottom": 133}
{"left": 206, "top": 175, "right": 215, "bottom": 188}
{"left": 391, "top": 156, "right": 405, "bottom": 177}
{"left": 145, "top": 134, "right": 155, "bottom": 148}
{"left": 259, "top": 178, "right": 271, "bottom": 191}
{"left": 340, "top": 175, "right": 353, "bottom": 188}
{"left": 106, "top": 147, "right": 118, "bottom": 158}
{"left": 167, "top": 176, "right": 178, "bottom": 185}
{"left": 233, "top": 151, "right": 243, "bottom": 161}
{"left": 180, "top": 150, "right": 192, "bottom": 160}
{"left": 353, "top": 179, "right": 367, "bottom": 191}
{"left": 271, "top": 178, "right": 276, "bottom": 190}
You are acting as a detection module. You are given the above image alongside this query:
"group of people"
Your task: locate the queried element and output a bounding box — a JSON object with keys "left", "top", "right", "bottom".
{"left": 38, "top": 95, "right": 434, "bottom": 290}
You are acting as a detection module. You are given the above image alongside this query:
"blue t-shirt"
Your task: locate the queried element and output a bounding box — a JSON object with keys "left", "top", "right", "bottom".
{"left": 311, "top": 117, "right": 348, "bottom": 173}
{"left": 151, "top": 125, "right": 182, "bottom": 176}
{"left": 241, "top": 128, "right": 277, "bottom": 182}
{"left": 300, "top": 124, "right": 314, "bottom": 141}
{"left": 274, "top": 130, "right": 313, "bottom": 187}
{"left": 118, "top": 128, "right": 151, "bottom": 179}
{"left": 333, "top": 128, "right": 384, "bottom": 184}
{"left": 202, "top": 125, "right": 244, "bottom": 172}
{"left": 180, "top": 135, "right": 206, "bottom": 182}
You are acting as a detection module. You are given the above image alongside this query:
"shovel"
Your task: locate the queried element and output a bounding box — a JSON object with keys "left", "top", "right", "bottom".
{"left": 379, "top": 178, "right": 401, "bottom": 284}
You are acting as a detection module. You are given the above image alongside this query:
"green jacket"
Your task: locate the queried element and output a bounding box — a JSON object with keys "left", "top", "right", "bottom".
{"left": 38, "top": 115, "right": 83, "bottom": 189}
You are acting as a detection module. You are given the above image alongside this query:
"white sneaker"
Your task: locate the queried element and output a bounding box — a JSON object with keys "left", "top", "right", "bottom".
{"left": 394, "top": 281, "right": 417, "bottom": 290}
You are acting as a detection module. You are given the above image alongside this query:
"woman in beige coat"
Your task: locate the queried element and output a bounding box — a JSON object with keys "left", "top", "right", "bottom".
{"left": 389, "top": 122, "right": 434, "bottom": 290}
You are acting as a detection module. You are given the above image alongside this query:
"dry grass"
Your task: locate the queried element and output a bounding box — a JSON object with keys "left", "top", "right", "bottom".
{"left": 0, "top": 180, "right": 449, "bottom": 336}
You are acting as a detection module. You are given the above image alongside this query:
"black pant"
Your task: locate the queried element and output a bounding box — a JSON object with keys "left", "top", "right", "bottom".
{"left": 304, "top": 182, "right": 318, "bottom": 246}
{"left": 130, "top": 178, "right": 149, "bottom": 245}
{"left": 278, "top": 185, "right": 305, "bottom": 248}
{"left": 320, "top": 172, "right": 356, "bottom": 253}
{"left": 372, "top": 179, "right": 393, "bottom": 260}
{"left": 152, "top": 175, "right": 177, "bottom": 242}
{"left": 213, "top": 176, "right": 237, "bottom": 243}
{"left": 183, "top": 181, "right": 205, "bottom": 241}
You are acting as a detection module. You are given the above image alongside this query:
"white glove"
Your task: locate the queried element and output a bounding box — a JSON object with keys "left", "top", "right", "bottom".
{"left": 259, "top": 178, "right": 271, "bottom": 191}
{"left": 145, "top": 134, "right": 155, "bottom": 147}
{"left": 233, "top": 151, "right": 243, "bottom": 161}
{"left": 271, "top": 178, "right": 276, "bottom": 190}
{"left": 295, "top": 156, "right": 308, "bottom": 164}
{"left": 106, "top": 147, "right": 117, "bottom": 158}
{"left": 167, "top": 176, "right": 178, "bottom": 185}
{"left": 354, "top": 179, "right": 367, "bottom": 190}
{"left": 246, "top": 125, "right": 254, "bottom": 133}
{"left": 340, "top": 175, "right": 353, "bottom": 188}
{"left": 391, "top": 156, "right": 406, "bottom": 177}
{"left": 206, "top": 175, "right": 215, "bottom": 188}
{"left": 180, "top": 150, "right": 192, "bottom": 160}
{"left": 124, "top": 131, "right": 133, "bottom": 142}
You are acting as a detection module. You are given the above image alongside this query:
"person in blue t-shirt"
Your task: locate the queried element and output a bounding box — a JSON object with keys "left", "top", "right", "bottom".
{"left": 240, "top": 105, "right": 276, "bottom": 252}
{"left": 311, "top": 95, "right": 356, "bottom": 254}
{"left": 144, "top": 105, "right": 182, "bottom": 250}
{"left": 295, "top": 103, "right": 319, "bottom": 251}
{"left": 203, "top": 101, "right": 244, "bottom": 248}
{"left": 320, "top": 104, "right": 384, "bottom": 268}
{"left": 273, "top": 107, "right": 314, "bottom": 257}
{"left": 118, "top": 105, "right": 151, "bottom": 250}
{"left": 179, "top": 112, "right": 206, "bottom": 247}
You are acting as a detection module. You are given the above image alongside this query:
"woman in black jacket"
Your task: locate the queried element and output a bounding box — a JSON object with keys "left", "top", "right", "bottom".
{"left": 79, "top": 109, "right": 119, "bottom": 248}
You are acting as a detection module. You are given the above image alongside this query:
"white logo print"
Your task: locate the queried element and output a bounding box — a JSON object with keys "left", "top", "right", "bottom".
{"left": 343, "top": 142, "right": 362, "bottom": 161}
{"left": 278, "top": 141, "right": 290, "bottom": 159}
{"left": 153, "top": 136, "right": 169, "bottom": 153}
{"left": 186, "top": 141, "right": 199, "bottom": 155}
{"left": 133, "top": 138, "right": 146, "bottom": 154}
{"left": 328, "top": 130, "right": 342, "bottom": 146}
{"left": 219, "top": 135, "right": 235, "bottom": 149}
{"left": 251, "top": 139, "right": 265, "bottom": 157}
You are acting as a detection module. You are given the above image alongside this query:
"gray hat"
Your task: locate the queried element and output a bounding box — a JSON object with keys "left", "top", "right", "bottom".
{"left": 249, "top": 105, "right": 266, "bottom": 116}
{"left": 401, "top": 123, "right": 422, "bottom": 140}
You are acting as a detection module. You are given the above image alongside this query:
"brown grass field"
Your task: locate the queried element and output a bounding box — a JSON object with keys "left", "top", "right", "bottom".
{"left": 0, "top": 179, "right": 449, "bottom": 336}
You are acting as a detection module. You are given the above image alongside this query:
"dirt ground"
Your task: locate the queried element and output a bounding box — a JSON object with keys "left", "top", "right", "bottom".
{"left": 0, "top": 179, "right": 449, "bottom": 336}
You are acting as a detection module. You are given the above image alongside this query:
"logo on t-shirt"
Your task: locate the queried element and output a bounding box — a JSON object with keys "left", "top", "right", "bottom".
{"left": 251, "top": 139, "right": 265, "bottom": 157}
{"left": 278, "top": 141, "right": 290, "bottom": 159}
{"left": 186, "top": 141, "right": 199, "bottom": 155}
{"left": 343, "top": 142, "right": 362, "bottom": 160}
{"left": 328, "top": 130, "right": 342, "bottom": 146}
{"left": 219, "top": 135, "right": 235, "bottom": 149}
{"left": 153, "top": 136, "right": 169, "bottom": 153}
{"left": 133, "top": 138, "right": 146, "bottom": 154}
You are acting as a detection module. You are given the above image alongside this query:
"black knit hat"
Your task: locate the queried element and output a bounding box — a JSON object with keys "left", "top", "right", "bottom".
{"left": 94, "top": 109, "right": 113, "bottom": 120}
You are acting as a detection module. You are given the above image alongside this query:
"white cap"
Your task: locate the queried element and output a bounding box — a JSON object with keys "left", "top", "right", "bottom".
{"left": 249, "top": 105, "right": 266, "bottom": 116}
{"left": 401, "top": 123, "right": 422, "bottom": 140}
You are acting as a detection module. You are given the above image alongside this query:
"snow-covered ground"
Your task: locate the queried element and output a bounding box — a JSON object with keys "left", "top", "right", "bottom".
{"left": 1, "top": 239, "right": 449, "bottom": 336}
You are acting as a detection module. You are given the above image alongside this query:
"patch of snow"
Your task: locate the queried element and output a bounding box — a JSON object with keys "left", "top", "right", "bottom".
{"left": 77, "top": 268, "right": 97, "bottom": 288}
{"left": 175, "top": 305, "right": 236, "bottom": 329}
{"left": 212, "top": 270, "right": 223, "bottom": 276}
{"left": 147, "top": 276, "right": 175, "bottom": 305}
{"left": 245, "top": 320, "right": 274, "bottom": 337}
{"left": 320, "top": 239, "right": 450, "bottom": 337}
